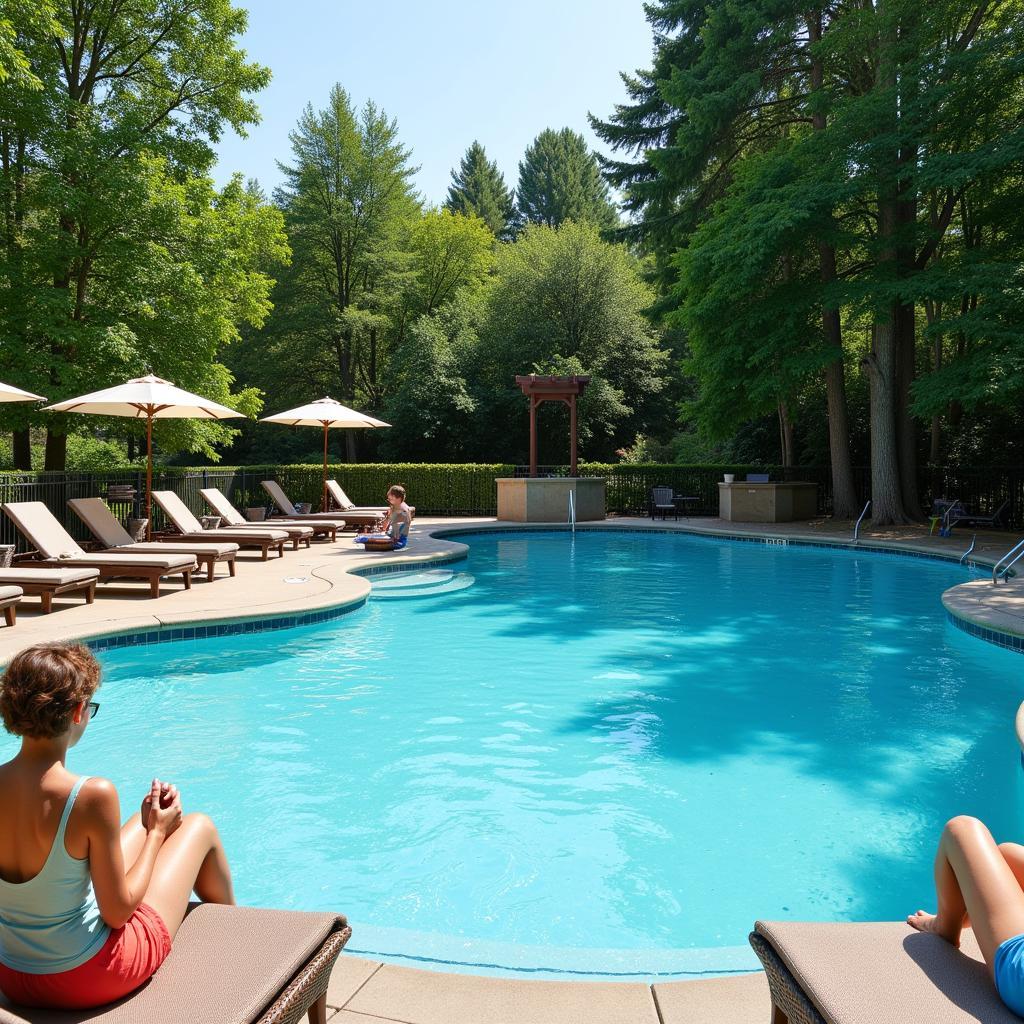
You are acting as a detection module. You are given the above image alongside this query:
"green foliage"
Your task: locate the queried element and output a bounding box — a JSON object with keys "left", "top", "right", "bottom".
{"left": 407, "top": 209, "right": 494, "bottom": 317}
{"left": 445, "top": 141, "right": 516, "bottom": 240}
{"left": 0, "top": 0, "right": 274, "bottom": 468}
{"left": 516, "top": 128, "right": 618, "bottom": 231}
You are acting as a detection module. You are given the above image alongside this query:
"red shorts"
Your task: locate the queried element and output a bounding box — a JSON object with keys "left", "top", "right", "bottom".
{"left": 0, "top": 903, "right": 171, "bottom": 1010}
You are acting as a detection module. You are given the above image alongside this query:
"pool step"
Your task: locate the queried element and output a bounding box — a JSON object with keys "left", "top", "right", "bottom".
{"left": 369, "top": 568, "right": 475, "bottom": 599}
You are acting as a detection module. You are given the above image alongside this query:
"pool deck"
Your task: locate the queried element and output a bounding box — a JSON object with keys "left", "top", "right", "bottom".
{"left": 1, "top": 512, "right": 1021, "bottom": 1022}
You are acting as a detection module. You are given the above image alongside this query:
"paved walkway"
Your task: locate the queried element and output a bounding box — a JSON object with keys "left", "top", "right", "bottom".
{"left": 3, "top": 512, "right": 1020, "bottom": 1022}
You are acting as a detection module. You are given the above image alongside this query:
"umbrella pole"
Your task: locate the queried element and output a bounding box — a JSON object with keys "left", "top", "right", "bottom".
{"left": 322, "top": 421, "right": 329, "bottom": 512}
{"left": 146, "top": 413, "right": 153, "bottom": 541}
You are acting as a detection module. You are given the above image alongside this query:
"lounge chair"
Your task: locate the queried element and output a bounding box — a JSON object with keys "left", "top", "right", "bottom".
{"left": 68, "top": 498, "right": 239, "bottom": 583}
{"left": 150, "top": 491, "right": 291, "bottom": 560}
{"left": 325, "top": 480, "right": 389, "bottom": 518}
{"left": 0, "top": 567, "right": 98, "bottom": 613}
{"left": 1, "top": 502, "right": 195, "bottom": 599}
{"left": 951, "top": 498, "right": 1011, "bottom": 531}
{"left": 260, "top": 479, "right": 364, "bottom": 528}
{"left": 0, "top": 586, "right": 21, "bottom": 627}
{"left": 0, "top": 903, "right": 351, "bottom": 1024}
{"left": 200, "top": 488, "right": 340, "bottom": 543}
{"left": 750, "top": 919, "right": 1020, "bottom": 1023}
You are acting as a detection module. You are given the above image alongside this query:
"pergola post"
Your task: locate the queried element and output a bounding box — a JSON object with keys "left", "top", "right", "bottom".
{"left": 569, "top": 395, "right": 578, "bottom": 477}
{"left": 514, "top": 375, "right": 590, "bottom": 478}
{"left": 529, "top": 396, "right": 538, "bottom": 478}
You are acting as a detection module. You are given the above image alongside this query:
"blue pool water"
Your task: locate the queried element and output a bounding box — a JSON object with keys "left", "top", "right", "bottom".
{"left": 4, "top": 531, "right": 1022, "bottom": 978}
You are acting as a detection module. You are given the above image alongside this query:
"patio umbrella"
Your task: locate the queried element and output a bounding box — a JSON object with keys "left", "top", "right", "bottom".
{"left": 260, "top": 397, "right": 390, "bottom": 511}
{"left": 0, "top": 381, "right": 46, "bottom": 403}
{"left": 45, "top": 374, "right": 242, "bottom": 539}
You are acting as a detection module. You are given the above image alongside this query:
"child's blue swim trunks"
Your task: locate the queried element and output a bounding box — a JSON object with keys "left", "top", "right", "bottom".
{"left": 995, "top": 932, "right": 1024, "bottom": 1015}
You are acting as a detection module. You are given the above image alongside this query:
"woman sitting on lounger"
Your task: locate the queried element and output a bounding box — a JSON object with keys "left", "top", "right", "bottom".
{"left": 908, "top": 815, "right": 1024, "bottom": 1015}
{"left": 355, "top": 484, "right": 411, "bottom": 551}
{"left": 0, "top": 643, "right": 234, "bottom": 1010}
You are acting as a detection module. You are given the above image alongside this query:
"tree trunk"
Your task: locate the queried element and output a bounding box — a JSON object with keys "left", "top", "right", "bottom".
{"left": 778, "top": 400, "right": 795, "bottom": 467}
{"left": 44, "top": 431, "right": 67, "bottom": 472}
{"left": 807, "top": 10, "right": 859, "bottom": 519}
{"left": 12, "top": 430, "right": 31, "bottom": 471}
{"left": 863, "top": 320, "right": 910, "bottom": 524}
{"left": 895, "top": 301, "right": 920, "bottom": 516}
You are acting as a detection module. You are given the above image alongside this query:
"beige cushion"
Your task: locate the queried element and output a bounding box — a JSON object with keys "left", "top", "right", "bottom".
{"left": 325, "top": 481, "right": 386, "bottom": 513}
{"left": 150, "top": 491, "right": 203, "bottom": 534}
{"left": 0, "top": 585, "right": 22, "bottom": 603}
{"left": 755, "top": 920, "right": 1020, "bottom": 1023}
{"left": 2, "top": 503, "right": 86, "bottom": 560}
{"left": 0, "top": 568, "right": 99, "bottom": 586}
{"left": 260, "top": 480, "right": 298, "bottom": 516}
{"left": 198, "top": 488, "right": 247, "bottom": 527}
{"left": 67, "top": 498, "right": 134, "bottom": 549}
{"left": 114, "top": 542, "right": 239, "bottom": 558}
{"left": 0, "top": 904, "right": 345, "bottom": 1024}
{"left": 47, "top": 553, "right": 196, "bottom": 571}
{"left": 175, "top": 528, "right": 289, "bottom": 543}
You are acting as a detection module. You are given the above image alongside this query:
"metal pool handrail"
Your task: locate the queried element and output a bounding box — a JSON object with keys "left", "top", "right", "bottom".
{"left": 959, "top": 534, "right": 977, "bottom": 565}
{"left": 992, "top": 537, "right": 1024, "bottom": 584}
{"left": 852, "top": 500, "right": 871, "bottom": 544}
{"left": 567, "top": 490, "right": 576, "bottom": 534}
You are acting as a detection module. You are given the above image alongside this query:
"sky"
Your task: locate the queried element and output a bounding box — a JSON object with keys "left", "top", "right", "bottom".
{"left": 212, "top": 0, "right": 655, "bottom": 205}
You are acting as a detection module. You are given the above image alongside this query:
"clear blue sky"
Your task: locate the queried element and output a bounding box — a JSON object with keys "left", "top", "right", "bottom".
{"left": 212, "top": 0, "right": 655, "bottom": 205}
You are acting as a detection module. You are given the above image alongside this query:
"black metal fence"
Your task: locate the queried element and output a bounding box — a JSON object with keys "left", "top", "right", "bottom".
{"left": 1, "top": 462, "right": 1022, "bottom": 553}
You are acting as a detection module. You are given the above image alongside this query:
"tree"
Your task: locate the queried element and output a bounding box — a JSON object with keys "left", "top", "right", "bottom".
{"left": 274, "top": 86, "right": 419, "bottom": 447}
{"left": 406, "top": 209, "right": 493, "bottom": 317}
{"left": 469, "top": 221, "right": 666, "bottom": 461}
{"left": 0, "top": 0, "right": 271, "bottom": 468}
{"left": 593, "top": 0, "right": 1024, "bottom": 523}
{"left": 445, "top": 141, "right": 515, "bottom": 240}
{"left": 516, "top": 128, "right": 617, "bottom": 232}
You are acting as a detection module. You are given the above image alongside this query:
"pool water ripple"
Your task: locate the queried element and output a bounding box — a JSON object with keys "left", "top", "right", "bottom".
{"left": 5, "top": 530, "right": 1021, "bottom": 979}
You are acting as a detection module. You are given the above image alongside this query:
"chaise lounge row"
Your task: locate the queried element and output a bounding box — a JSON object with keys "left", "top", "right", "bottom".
{"left": 0, "top": 484, "right": 378, "bottom": 624}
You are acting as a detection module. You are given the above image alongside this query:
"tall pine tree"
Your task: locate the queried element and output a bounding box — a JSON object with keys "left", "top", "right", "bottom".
{"left": 516, "top": 128, "right": 617, "bottom": 231}
{"left": 445, "top": 141, "right": 515, "bottom": 240}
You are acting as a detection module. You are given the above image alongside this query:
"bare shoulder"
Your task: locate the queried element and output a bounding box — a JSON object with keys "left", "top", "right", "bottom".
{"left": 75, "top": 777, "right": 120, "bottom": 821}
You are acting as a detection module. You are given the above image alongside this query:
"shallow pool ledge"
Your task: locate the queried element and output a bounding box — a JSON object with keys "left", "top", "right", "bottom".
{"left": 942, "top": 577, "right": 1024, "bottom": 655}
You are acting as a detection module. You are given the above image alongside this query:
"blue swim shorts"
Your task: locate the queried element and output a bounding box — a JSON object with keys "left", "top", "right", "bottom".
{"left": 995, "top": 932, "right": 1024, "bottom": 1015}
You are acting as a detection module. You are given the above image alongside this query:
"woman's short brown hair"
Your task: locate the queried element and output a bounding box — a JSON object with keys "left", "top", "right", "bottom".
{"left": 0, "top": 643, "right": 101, "bottom": 739}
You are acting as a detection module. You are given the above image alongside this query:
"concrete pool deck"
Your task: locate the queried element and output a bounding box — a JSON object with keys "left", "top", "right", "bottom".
{"left": 1, "top": 513, "right": 1020, "bottom": 1022}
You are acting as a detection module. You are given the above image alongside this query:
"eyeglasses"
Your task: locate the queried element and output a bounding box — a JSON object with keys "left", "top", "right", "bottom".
{"left": 88, "top": 702, "right": 100, "bottom": 719}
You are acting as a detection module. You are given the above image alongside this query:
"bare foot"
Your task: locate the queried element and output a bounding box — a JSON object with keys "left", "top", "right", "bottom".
{"left": 906, "top": 910, "right": 961, "bottom": 946}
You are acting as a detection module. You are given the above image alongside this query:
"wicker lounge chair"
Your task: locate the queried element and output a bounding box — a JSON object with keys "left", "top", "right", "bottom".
{"left": 0, "top": 567, "right": 98, "bottom": 613}
{"left": 1, "top": 502, "right": 195, "bottom": 598}
{"left": 150, "top": 492, "right": 291, "bottom": 560}
{"left": 750, "top": 920, "right": 1021, "bottom": 1024}
{"left": 200, "top": 488, "right": 340, "bottom": 543}
{"left": 68, "top": 498, "right": 238, "bottom": 583}
{"left": 0, "top": 903, "right": 351, "bottom": 1024}
{"left": 0, "top": 585, "right": 21, "bottom": 627}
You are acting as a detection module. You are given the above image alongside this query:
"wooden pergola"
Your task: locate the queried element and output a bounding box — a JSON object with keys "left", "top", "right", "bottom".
{"left": 515, "top": 374, "right": 591, "bottom": 477}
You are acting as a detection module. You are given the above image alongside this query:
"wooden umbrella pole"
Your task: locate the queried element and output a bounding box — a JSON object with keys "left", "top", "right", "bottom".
{"left": 322, "top": 421, "right": 329, "bottom": 513}
{"left": 146, "top": 412, "right": 153, "bottom": 541}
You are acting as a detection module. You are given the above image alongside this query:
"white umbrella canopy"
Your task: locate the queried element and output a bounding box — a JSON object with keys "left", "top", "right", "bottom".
{"left": 261, "top": 397, "right": 391, "bottom": 510}
{"left": 45, "top": 374, "right": 242, "bottom": 538}
{"left": 0, "top": 381, "right": 46, "bottom": 403}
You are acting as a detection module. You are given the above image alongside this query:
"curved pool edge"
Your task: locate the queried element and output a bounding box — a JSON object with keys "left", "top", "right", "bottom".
{"left": 1, "top": 515, "right": 1011, "bottom": 663}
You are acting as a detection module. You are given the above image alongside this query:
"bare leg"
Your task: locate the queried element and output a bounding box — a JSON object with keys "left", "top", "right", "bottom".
{"left": 907, "top": 816, "right": 1024, "bottom": 973}
{"left": 142, "top": 813, "right": 235, "bottom": 941}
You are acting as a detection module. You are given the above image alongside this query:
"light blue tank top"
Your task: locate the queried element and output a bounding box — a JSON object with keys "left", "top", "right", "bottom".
{"left": 0, "top": 776, "right": 111, "bottom": 973}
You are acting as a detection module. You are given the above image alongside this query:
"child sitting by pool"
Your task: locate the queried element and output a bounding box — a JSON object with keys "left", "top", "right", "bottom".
{"left": 355, "top": 485, "right": 411, "bottom": 551}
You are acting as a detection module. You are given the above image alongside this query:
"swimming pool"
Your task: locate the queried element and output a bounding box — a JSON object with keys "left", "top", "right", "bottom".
{"left": 5, "top": 530, "right": 1022, "bottom": 980}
